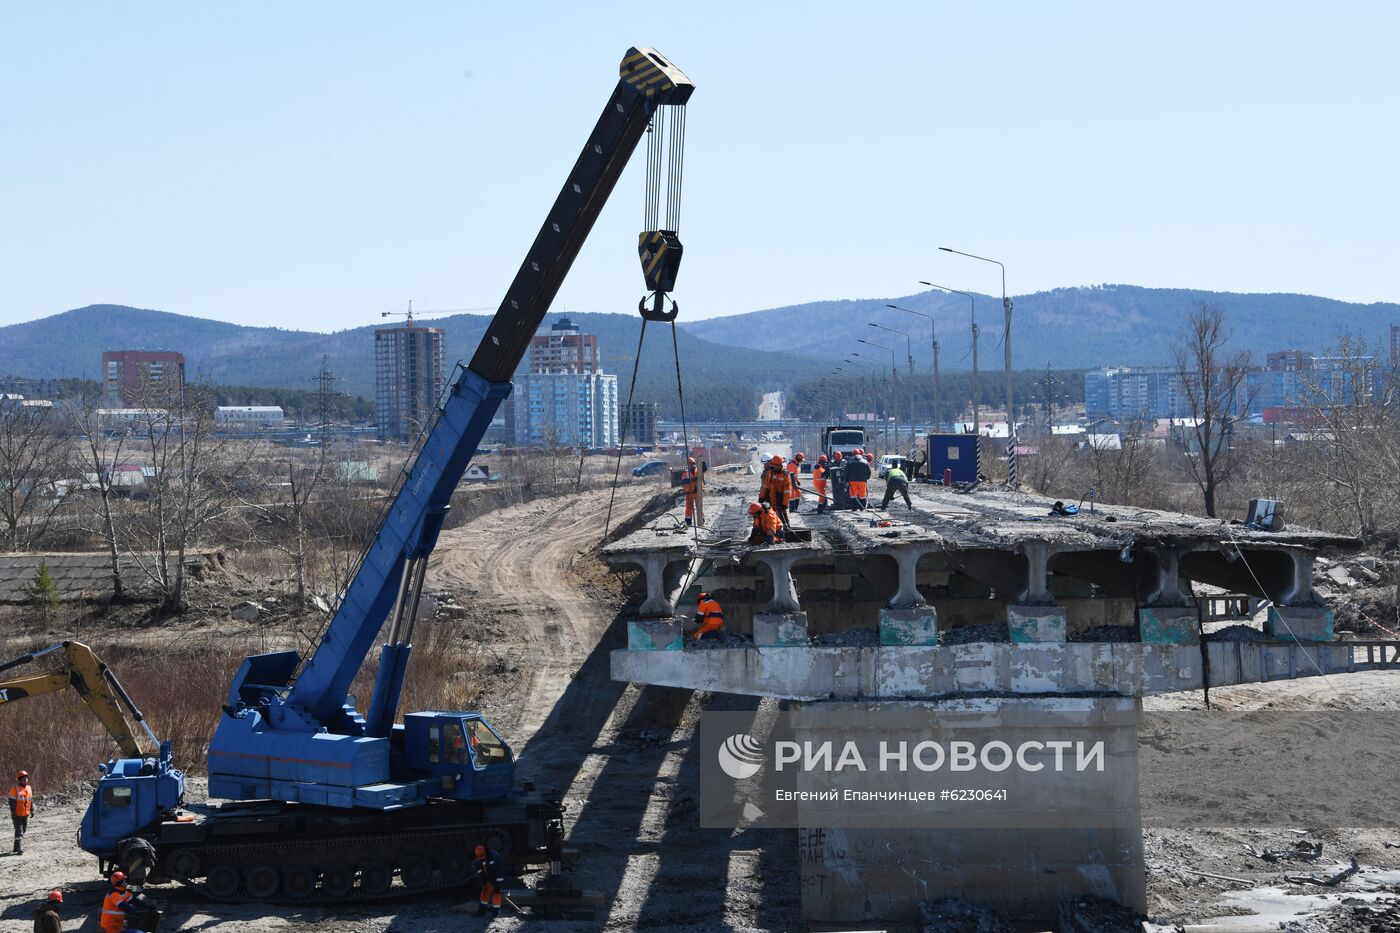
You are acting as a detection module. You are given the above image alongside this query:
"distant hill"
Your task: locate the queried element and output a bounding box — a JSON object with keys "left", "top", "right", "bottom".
{"left": 0, "top": 304, "right": 826, "bottom": 420}
{"left": 682, "top": 285, "right": 1400, "bottom": 368}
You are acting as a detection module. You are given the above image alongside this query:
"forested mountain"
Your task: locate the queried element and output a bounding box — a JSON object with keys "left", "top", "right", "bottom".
{"left": 683, "top": 285, "right": 1400, "bottom": 368}
{"left": 0, "top": 305, "right": 825, "bottom": 420}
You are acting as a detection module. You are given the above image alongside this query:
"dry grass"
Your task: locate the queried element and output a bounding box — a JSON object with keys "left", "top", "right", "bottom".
{"left": 0, "top": 623, "right": 491, "bottom": 795}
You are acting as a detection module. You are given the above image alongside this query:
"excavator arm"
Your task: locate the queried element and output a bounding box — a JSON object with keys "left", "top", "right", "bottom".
{"left": 0, "top": 641, "right": 157, "bottom": 759}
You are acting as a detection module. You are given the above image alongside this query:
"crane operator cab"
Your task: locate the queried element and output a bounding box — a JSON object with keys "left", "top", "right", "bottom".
{"left": 79, "top": 742, "right": 185, "bottom": 855}
{"left": 402, "top": 712, "right": 515, "bottom": 801}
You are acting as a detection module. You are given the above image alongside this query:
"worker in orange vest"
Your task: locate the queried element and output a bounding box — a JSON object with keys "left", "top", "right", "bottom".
{"left": 7, "top": 769, "right": 33, "bottom": 855}
{"left": 682, "top": 457, "right": 704, "bottom": 527}
{"left": 786, "top": 453, "right": 805, "bottom": 511}
{"left": 692, "top": 592, "right": 724, "bottom": 641}
{"left": 811, "top": 454, "right": 830, "bottom": 513}
{"left": 747, "top": 501, "right": 784, "bottom": 545}
{"left": 99, "top": 872, "right": 129, "bottom": 933}
{"left": 759, "top": 455, "right": 791, "bottom": 530}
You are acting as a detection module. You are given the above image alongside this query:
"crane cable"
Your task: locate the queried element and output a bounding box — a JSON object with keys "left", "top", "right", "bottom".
{"left": 602, "top": 104, "right": 696, "bottom": 557}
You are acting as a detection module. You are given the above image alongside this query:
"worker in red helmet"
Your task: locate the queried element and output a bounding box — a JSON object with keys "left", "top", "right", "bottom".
{"left": 692, "top": 592, "right": 724, "bottom": 642}
{"left": 812, "top": 454, "right": 830, "bottom": 513}
{"left": 473, "top": 844, "right": 506, "bottom": 918}
{"left": 100, "top": 872, "right": 129, "bottom": 933}
{"left": 33, "top": 890, "right": 62, "bottom": 933}
{"left": 7, "top": 769, "right": 32, "bottom": 855}
{"left": 846, "top": 447, "right": 871, "bottom": 510}
{"left": 759, "top": 455, "right": 792, "bottom": 530}
{"left": 682, "top": 456, "right": 705, "bottom": 527}
{"left": 786, "top": 453, "right": 805, "bottom": 511}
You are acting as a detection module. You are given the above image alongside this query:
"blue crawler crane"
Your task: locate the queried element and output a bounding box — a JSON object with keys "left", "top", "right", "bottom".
{"left": 61, "top": 46, "right": 693, "bottom": 908}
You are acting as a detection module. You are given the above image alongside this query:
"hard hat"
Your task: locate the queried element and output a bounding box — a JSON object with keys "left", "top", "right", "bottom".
{"left": 474, "top": 845, "right": 487, "bottom": 858}
{"left": 47, "top": 891, "right": 63, "bottom": 903}
{"left": 748, "top": 502, "right": 762, "bottom": 514}
{"left": 687, "top": 456, "right": 696, "bottom": 464}
{"left": 833, "top": 451, "right": 843, "bottom": 460}
{"left": 770, "top": 455, "right": 783, "bottom": 465}
{"left": 818, "top": 454, "right": 827, "bottom": 462}
{"left": 698, "top": 592, "right": 709, "bottom": 600}
{"left": 794, "top": 452, "right": 805, "bottom": 461}
{"left": 111, "top": 871, "right": 127, "bottom": 887}
{"left": 16, "top": 770, "right": 28, "bottom": 779}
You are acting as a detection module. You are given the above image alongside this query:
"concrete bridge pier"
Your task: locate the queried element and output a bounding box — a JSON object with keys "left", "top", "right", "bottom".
{"left": 792, "top": 697, "right": 1147, "bottom": 926}
{"left": 752, "top": 549, "right": 811, "bottom": 646}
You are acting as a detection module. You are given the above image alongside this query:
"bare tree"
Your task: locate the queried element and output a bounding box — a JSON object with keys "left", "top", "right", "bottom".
{"left": 124, "top": 380, "right": 257, "bottom": 612}
{"left": 239, "top": 451, "right": 327, "bottom": 605}
{"left": 0, "top": 400, "right": 73, "bottom": 550}
{"left": 1174, "top": 304, "right": 1252, "bottom": 517}
{"left": 1291, "top": 334, "right": 1400, "bottom": 537}
{"left": 71, "top": 389, "right": 131, "bottom": 599}
{"left": 1026, "top": 434, "right": 1078, "bottom": 495}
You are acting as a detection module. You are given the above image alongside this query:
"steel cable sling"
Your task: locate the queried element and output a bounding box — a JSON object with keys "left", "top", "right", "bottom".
{"left": 603, "top": 99, "right": 692, "bottom": 548}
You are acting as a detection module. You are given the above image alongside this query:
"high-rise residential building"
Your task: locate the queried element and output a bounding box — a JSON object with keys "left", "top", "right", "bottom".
{"left": 528, "top": 317, "right": 599, "bottom": 374}
{"left": 505, "top": 318, "right": 619, "bottom": 448}
{"left": 621, "top": 401, "right": 660, "bottom": 445}
{"left": 102, "top": 350, "right": 185, "bottom": 406}
{"left": 375, "top": 323, "right": 446, "bottom": 443}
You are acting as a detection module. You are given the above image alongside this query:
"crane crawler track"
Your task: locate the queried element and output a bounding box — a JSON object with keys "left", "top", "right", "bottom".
{"left": 164, "top": 825, "right": 531, "bottom": 906}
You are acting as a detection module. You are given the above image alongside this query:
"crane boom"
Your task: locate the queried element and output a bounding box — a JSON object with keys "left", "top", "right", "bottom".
{"left": 213, "top": 47, "right": 694, "bottom": 776}
{"left": 0, "top": 641, "right": 158, "bottom": 759}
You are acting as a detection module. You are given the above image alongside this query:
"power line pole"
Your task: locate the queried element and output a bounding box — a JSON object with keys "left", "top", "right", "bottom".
{"left": 316, "top": 354, "right": 337, "bottom": 454}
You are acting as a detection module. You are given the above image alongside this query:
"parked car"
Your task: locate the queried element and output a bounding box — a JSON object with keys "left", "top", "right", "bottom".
{"left": 877, "top": 454, "right": 903, "bottom": 478}
{"left": 632, "top": 460, "right": 669, "bottom": 477}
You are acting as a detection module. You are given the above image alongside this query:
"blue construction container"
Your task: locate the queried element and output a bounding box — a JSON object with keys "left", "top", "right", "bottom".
{"left": 926, "top": 433, "right": 979, "bottom": 484}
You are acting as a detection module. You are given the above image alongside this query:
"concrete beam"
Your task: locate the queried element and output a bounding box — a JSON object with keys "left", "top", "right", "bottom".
{"left": 612, "top": 640, "right": 1378, "bottom": 701}
{"left": 875, "top": 543, "right": 940, "bottom": 608}
{"left": 608, "top": 550, "right": 691, "bottom": 618}
{"left": 752, "top": 549, "right": 810, "bottom": 614}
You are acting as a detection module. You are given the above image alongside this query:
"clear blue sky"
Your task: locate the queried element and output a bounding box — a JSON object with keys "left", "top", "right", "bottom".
{"left": 2, "top": 2, "right": 1396, "bottom": 331}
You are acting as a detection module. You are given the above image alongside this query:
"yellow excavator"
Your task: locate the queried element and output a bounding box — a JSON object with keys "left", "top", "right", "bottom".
{"left": 0, "top": 640, "right": 161, "bottom": 758}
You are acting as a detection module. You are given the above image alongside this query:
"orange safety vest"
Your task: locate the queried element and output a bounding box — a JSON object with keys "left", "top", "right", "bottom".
{"left": 697, "top": 597, "right": 723, "bottom": 623}
{"left": 6, "top": 785, "right": 32, "bottom": 818}
{"left": 683, "top": 468, "right": 701, "bottom": 495}
{"left": 787, "top": 461, "right": 802, "bottom": 498}
{"left": 100, "top": 889, "right": 129, "bottom": 933}
{"left": 760, "top": 509, "right": 783, "bottom": 539}
{"left": 761, "top": 466, "right": 789, "bottom": 504}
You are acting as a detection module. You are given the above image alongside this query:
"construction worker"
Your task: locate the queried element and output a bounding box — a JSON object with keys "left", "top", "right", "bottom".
{"left": 33, "top": 890, "right": 62, "bottom": 933}
{"left": 812, "top": 454, "right": 830, "bottom": 513}
{"left": 474, "top": 844, "right": 506, "bottom": 919}
{"left": 786, "top": 453, "right": 805, "bottom": 511}
{"left": 881, "top": 463, "right": 913, "bottom": 510}
{"left": 747, "top": 502, "right": 783, "bottom": 545}
{"left": 682, "top": 457, "right": 704, "bottom": 527}
{"left": 692, "top": 592, "right": 724, "bottom": 641}
{"left": 8, "top": 769, "right": 33, "bottom": 854}
{"left": 100, "top": 872, "right": 130, "bottom": 933}
{"left": 846, "top": 448, "right": 871, "bottom": 510}
{"left": 118, "top": 889, "right": 160, "bottom": 933}
{"left": 116, "top": 835, "right": 158, "bottom": 886}
{"left": 759, "top": 455, "right": 791, "bottom": 530}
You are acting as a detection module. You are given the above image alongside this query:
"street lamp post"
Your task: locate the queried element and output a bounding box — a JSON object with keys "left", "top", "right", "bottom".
{"left": 886, "top": 304, "right": 940, "bottom": 432}
{"left": 869, "top": 322, "right": 913, "bottom": 443}
{"left": 858, "top": 337, "right": 899, "bottom": 446}
{"left": 917, "top": 282, "right": 979, "bottom": 436}
{"left": 939, "top": 248, "right": 1016, "bottom": 486}
{"left": 845, "top": 356, "right": 882, "bottom": 448}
